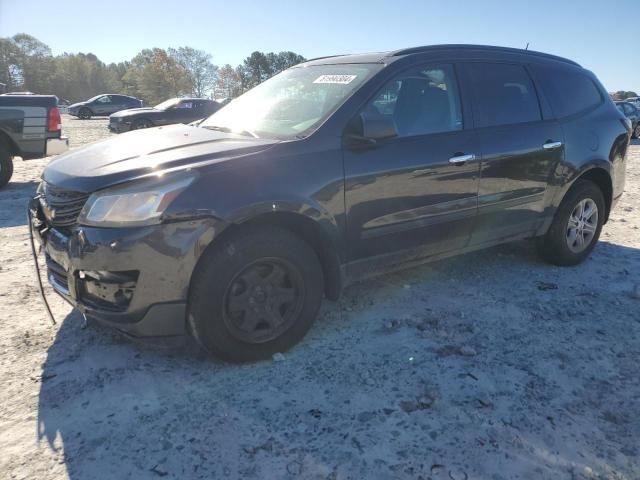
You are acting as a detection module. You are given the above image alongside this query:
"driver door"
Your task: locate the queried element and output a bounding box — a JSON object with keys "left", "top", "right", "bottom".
{"left": 343, "top": 64, "right": 480, "bottom": 271}
{"left": 93, "top": 95, "right": 113, "bottom": 115}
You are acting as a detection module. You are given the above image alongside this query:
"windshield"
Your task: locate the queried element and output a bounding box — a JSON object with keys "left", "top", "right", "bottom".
{"left": 154, "top": 98, "right": 179, "bottom": 110}
{"left": 201, "top": 64, "right": 381, "bottom": 139}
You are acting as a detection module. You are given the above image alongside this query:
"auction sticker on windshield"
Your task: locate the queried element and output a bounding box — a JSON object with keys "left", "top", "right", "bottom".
{"left": 313, "top": 74, "right": 357, "bottom": 84}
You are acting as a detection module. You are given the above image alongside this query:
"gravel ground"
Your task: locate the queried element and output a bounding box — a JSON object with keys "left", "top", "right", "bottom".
{"left": 1, "top": 115, "right": 639, "bottom": 480}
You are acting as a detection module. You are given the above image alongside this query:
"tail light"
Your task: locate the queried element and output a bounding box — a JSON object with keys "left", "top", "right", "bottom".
{"left": 48, "top": 106, "right": 61, "bottom": 132}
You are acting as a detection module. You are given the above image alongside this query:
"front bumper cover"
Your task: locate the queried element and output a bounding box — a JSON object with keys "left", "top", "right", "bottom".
{"left": 28, "top": 197, "right": 224, "bottom": 337}
{"left": 108, "top": 121, "right": 131, "bottom": 133}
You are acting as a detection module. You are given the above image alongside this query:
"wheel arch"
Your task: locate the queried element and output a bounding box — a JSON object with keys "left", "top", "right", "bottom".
{"left": 197, "top": 209, "right": 343, "bottom": 301}
{"left": 135, "top": 117, "right": 154, "bottom": 127}
{"left": 574, "top": 167, "right": 613, "bottom": 222}
{"left": 0, "top": 128, "right": 20, "bottom": 157}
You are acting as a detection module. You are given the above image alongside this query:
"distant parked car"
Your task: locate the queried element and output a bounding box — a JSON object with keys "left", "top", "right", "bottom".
{"left": 108, "top": 98, "right": 221, "bottom": 133}
{"left": 68, "top": 94, "right": 142, "bottom": 119}
{"left": 615, "top": 101, "right": 640, "bottom": 138}
{"left": 625, "top": 97, "right": 640, "bottom": 109}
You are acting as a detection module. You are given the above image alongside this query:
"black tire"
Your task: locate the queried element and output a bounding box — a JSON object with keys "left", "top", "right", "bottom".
{"left": 0, "top": 147, "right": 14, "bottom": 188}
{"left": 132, "top": 118, "right": 153, "bottom": 130}
{"left": 536, "top": 179, "right": 605, "bottom": 266}
{"left": 78, "top": 107, "right": 92, "bottom": 120}
{"left": 188, "top": 226, "right": 324, "bottom": 362}
{"left": 633, "top": 123, "right": 640, "bottom": 139}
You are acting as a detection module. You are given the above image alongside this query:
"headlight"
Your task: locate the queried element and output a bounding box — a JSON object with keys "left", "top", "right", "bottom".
{"left": 78, "top": 172, "right": 195, "bottom": 227}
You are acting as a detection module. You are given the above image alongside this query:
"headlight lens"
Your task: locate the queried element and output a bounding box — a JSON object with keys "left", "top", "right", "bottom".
{"left": 78, "top": 172, "right": 195, "bottom": 227}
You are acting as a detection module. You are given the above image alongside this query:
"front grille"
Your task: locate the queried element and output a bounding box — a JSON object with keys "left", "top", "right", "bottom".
{"left": 40, "top": 182, "right": 89, "bottom": 228}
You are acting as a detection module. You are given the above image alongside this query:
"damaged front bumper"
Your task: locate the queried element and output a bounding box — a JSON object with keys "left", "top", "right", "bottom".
{"left": 28, "top": 197, "right": 224, "bottom": 338}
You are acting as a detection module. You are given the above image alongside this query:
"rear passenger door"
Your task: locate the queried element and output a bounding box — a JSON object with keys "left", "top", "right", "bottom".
{"left": 460, "top": 62, "right": 564, "bottom": 245}
{"left": 110, "top": 95, "right": 129, "bottom": 113}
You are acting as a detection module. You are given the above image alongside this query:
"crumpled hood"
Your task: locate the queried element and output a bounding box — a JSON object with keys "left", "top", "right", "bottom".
{"left": 43, "top": 124, "right": 280, "bottom": 192}
{"left": 110, "top": 107, "right": 157, "bottom": 118}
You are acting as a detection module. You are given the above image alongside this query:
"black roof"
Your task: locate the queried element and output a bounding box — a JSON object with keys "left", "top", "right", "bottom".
{"left": 302, "top": 44, "right": 580, "bottom": 68}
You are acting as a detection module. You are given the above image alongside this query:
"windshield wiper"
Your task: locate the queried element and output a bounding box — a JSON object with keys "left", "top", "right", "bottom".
{"left": 201, "top": 125, "right": 231, "bottom": 133}
{"left": 201, "top": 125, "right": 259, "bottom": 138}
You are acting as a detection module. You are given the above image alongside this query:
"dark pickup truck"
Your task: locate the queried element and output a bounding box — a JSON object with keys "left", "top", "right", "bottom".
{"left": 0, "top": 95, "right": 69, "bottom": 187}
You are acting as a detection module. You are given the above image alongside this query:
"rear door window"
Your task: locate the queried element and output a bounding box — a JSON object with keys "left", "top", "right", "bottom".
{"left": 466, "top": 63, "right": 541, "bottom": 128}
{"left": 532, "top": 65, "right": 602, "bottom": 118}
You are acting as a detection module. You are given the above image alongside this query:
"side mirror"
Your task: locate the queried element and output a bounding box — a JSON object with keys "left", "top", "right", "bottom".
{"left": 345, "top": 112, "right": 398, "bottom": 148}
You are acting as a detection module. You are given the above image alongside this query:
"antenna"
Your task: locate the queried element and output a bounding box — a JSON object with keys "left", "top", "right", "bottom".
{"left": 525, "top": 42, "right": 530, "bottom": 50}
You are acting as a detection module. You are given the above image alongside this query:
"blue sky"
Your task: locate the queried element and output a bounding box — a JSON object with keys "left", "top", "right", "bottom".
{"left": 1, "top": 0, "right": 638, "bottom": 93}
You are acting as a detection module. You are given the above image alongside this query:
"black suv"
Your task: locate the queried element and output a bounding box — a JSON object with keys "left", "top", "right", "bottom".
{"left": 108, "top": 98, "right": 221, "bottom": 133}
{"left": 68, "top": 94, "right": 142, "bottom": 119}
{"left": 29, "top": 45, "right": 630, "bottom": 362}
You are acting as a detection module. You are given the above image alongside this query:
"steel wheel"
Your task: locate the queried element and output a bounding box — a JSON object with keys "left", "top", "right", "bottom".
{"left": 566, "top": 198, "right": 598, "bottom": 253}
{"left": 223, "top": 257, "right": 305, "bottom": 344}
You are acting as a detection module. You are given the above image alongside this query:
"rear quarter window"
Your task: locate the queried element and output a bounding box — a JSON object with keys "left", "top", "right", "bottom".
{"left": 533, "top": 65, "right": 602, "bottom": 118}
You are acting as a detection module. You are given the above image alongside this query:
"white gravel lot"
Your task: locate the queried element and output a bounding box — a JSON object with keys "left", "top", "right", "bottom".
{"left": 0, "top": 115, "right": 639, "bottom": 480}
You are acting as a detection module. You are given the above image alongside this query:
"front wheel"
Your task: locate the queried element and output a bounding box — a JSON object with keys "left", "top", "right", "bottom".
{"left": 0, "top": 149, "right": 14, "bottom": 188}
{"left": 188, "top": 226, "right": 324, "bottom": 362}
{"left": 633, "top": 123, "right": 640, "bottom": 139}
{"left": 78, "top": 107, "right": 92, "bottom": 120}
{"left": 536, "top": 179, "right": 605, "bottom": 266}
{"left": 132, "top": 118, "right": 153, "bottom": 130}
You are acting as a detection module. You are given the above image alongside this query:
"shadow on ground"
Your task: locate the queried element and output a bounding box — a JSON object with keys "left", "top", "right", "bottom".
{"left": 36, "top": 240, "right": 640, "bottom": 479}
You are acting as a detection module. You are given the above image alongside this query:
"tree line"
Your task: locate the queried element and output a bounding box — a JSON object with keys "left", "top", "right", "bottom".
{"left": 610, "top": 91, "right": 638, "bottom": 100}
{"left": 0, "top": 33, "right": 306, "bottom": 105}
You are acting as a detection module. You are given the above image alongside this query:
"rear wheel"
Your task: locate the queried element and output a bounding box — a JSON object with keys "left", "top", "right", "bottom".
{"left": 0, "top": 148, "right": 14, "bottom": 188}
{"left": 536, "top": 180, "right": 605, "bottom": 266}
{"left": 78, "top": 107, "right": 92, "bottom": 120}
{"left": 188, "top": 226, "right": 324, "bottom": 362}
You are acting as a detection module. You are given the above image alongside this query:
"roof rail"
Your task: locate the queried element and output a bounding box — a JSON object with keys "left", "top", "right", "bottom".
{"left": 304, "top": 54, "right": 348, "bottom": 63}
{"left": 389, "top": 44, "right": 581, "bottom": 67}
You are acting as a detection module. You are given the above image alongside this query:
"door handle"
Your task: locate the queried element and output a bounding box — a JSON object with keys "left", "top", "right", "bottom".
{"left": 448, "top": 153, "right": 476, "bottom": 165}
{"left": 543, "top": 141, "right": 563, "bottom": 150}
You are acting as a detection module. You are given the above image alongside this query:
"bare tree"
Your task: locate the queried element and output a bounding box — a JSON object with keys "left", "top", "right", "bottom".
{"left": 214, "top": 64, "right": 241, "bottom": 98}
{"left": 169, "top": 47, "right": 218, "bottom": 98}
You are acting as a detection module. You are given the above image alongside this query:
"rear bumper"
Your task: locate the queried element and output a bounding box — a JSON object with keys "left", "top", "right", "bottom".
{"left": 29, "top": 198, "right": 226, "bottom": 337}
{"left": 45, "top": 136, "right": 69, "bottom": 156}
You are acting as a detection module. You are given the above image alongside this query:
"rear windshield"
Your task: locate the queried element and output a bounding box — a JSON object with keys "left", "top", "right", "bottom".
{"left": 200, "top": 64, "right": 382, "bottom": 139}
